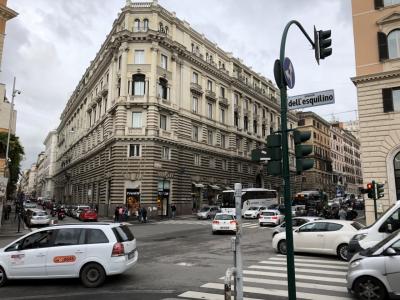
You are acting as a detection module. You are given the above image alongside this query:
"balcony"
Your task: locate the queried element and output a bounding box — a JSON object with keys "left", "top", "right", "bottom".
{"left": 205, "top": 90, "right": 216, "bottom": 101}
{"left": 125, "top": 127, "right": 146, "bottom": 135}
{"left": 219, "top": 97, "right": 229, "bottom": 107}
{"left": 190, "top": 82, "right": 203, "bottom": 95}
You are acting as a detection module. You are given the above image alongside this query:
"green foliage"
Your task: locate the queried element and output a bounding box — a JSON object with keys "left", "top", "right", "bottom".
{"left": 0, "top": 132, "right": 24, "bottom": 199}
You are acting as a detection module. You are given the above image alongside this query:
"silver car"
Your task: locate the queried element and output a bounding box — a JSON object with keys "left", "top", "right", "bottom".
{"left": 197, "top": 206, "right": 220, "bottom": 220}
{"left": 347, "top": 229, "right": 400, "bottom": 300}
{"left": 271, "top": 216, "right": 323, "bottom": 238}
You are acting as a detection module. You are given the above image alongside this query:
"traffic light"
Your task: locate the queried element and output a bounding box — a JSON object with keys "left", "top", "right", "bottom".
{"left": 376, "top": 182, "right": 384, "bottom": 199}
{"left": 314, "top": 26, "right": 332, "bottom": 64}
{"left": 266, "top": 134, "right": 282, "bottom": 176}
{"left": 293, "top": 130, "right": 314, "bottom": 175}
{"left": 367, "top": 181, "right": 376, "bottom": 199}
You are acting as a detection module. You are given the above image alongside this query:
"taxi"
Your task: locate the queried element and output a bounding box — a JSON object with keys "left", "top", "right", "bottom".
{"left": 0, "top": 223, "right": 138, "bottom": 288}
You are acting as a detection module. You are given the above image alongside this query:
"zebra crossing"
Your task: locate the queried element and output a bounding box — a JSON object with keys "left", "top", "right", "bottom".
{"left": 156, "top": 219, "right": 265, "bottom": 229}
{"left": 178, "top": 254, "right": 351, "bottom": 300}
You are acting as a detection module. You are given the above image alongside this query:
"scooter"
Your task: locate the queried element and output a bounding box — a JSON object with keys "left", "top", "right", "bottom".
{"left": 57, "top": 210, "right": 65, "bottom": 220}
{"left": 51, "top": 207, "right": 57, "bottom": 217}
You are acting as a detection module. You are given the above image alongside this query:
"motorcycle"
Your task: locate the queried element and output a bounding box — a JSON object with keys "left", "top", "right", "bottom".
{"left": 57, "top": 210, "right": 65, "bottom": 220}
{"left": 51, "top": 207, "right": 57, "bottom": 217}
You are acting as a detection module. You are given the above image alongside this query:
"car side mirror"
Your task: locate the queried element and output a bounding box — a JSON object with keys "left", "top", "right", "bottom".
{"left": 384, "top": 247, "right": 397, "bottom": 256}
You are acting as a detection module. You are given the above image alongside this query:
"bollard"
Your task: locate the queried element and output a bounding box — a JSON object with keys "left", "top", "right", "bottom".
{"left": 224, "top": 267, "right": 236, "bottom": 300}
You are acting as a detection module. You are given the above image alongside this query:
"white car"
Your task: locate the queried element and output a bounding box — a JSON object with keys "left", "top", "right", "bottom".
{"left": 243, "top": 206, "right": 266, "bottom": 219}
{"left": 259, "top": 209, "right": 285, "bottom": 226}
{"left": 0, "top": 223, "right": 138, "bottom": 288}
{"left": 26, "top": 209, "right": 51, "bottom": 227}
{"left": 271, "top": 216, "right": 324, "bottom": 237}
{"left": 212, "top": 213, "right": 237, "bottom": 234}
{"left": 272, "top": 220, "right": 364, "bottom": 260}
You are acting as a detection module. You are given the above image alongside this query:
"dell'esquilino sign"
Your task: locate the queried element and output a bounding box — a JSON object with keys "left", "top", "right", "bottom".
{"left": 288, "top": 89, "right": 335, "bottom": 110}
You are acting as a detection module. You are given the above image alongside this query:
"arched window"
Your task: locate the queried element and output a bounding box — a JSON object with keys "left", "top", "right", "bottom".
{"left": 159, "top": 22, "right": 164, "bottom": 33}
{"left": 388, "top": 29, "right": 400, "bottom": 59}
{"left": 165, "top": 26, "right": 169, "bottom": 35}
{"left": 158, "top": 77, "right": 169, "bottom": 100}
{"left": 143, "top": 19, "right": 149, "bottom": 31}
{"left": 134, "top": 19, "right": 140, "bottom": 32}
{"left": 394, "top": 152, "right": 400, "bottom": 199}
{"left": 132, "top": 74, "right": 145, "bottom": 96}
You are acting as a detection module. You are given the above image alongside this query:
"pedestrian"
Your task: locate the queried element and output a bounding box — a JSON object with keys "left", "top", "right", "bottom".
{"left": 114, "top": 206, "right": 119, "bottom": 222}
{"left": 137, "top": 206, "right": 142, "bottom": 223}
{"left": 339, "top": 206, "right": 347, "bottom": 220}
{"left": 171, "top": 204, "right": 176, "bottom": 219}
{"left": 118, "top": 206, "right": 123, "bottom": 222}
{"left": 123, "top": 206, "right": 128, "bottom": 222}
{"left": 141, "top": 206, "right": 147, "bottom": 223}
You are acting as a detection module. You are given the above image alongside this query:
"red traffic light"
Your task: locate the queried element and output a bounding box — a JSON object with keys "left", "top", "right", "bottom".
{"left": 367, "top": 183, "right": 373, "bottom": 189}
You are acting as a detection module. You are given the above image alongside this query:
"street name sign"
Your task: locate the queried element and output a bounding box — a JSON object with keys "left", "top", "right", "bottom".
{"left": 288, "top": 89, "right": 335, "bottom": 110}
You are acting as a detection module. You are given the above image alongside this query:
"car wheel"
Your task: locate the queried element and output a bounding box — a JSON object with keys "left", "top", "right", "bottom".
{"left": 278, "top": 240, "right": 287, "bottom": 255}
{"left": 337, "top": 243, "right": 349, "bottom": 261}
{"left": 80, "top": 262, "right": 106, "bottom": 288}
{"left": 0, "top": 266, "right": 7, "bottom": 287}
{"left": 353, "top": 276, "right": 387, "bottom": 300}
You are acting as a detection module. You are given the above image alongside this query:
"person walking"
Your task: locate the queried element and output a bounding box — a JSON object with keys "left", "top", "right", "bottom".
{"left": 339, "top": 206, "right": 347, "bottom": 220}
{"left": 118, "top": 206, "right": 123, "bottom": 222}
{"left": 137, "top": 206, "right": 142, "bottom": 223}
{"left": 114, "top": 206, "right": 119, "bottom": 222}
{"left": 141, "top": 206, "right": 147, "bottom": 223}
{"left": 171, "top": 204, "right": 176, "bottom": 219}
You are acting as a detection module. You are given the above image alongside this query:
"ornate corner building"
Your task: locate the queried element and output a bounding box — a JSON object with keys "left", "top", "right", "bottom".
{"left": 352, "top": 0, "right": 400, "bottom": 224}
{"left": 53, "top": 0, "right": 298, "bottom": 217}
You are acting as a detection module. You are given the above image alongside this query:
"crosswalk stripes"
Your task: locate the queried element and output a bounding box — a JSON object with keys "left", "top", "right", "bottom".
{"left": 178, "top": 254, "right": 351, "bottom": 300}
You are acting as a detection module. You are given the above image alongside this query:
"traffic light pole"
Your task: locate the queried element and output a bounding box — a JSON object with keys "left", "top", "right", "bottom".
{"left": 373, "top": 180, "right": 378, "bottom": 221}
{"left": 278, "top": 20, "right": 315, "bottom": 300}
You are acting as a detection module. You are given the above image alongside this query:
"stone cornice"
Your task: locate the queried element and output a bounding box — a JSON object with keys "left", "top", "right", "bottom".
{"left": 0, "top": 5, "right": 18, "bottom": 21}
{"left": 351, "top": 69, "right": 400, "bottom": 85}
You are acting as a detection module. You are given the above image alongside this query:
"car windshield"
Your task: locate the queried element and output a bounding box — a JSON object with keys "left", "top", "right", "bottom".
{"left": 263, "top": 212, "right": 276, "bottom": 216}
{"left": 33, "top": 211, "right": 47, "bottom": 216}
{"left": 215, "top": 214, "right": 234, "bottom": 220}
{"left": 200, "top": 207, "right": 210, "bottom": 212}
{"left": 364, "top": 229, "right": 400, "bottom": 255}
{"left": 248, "top": 207, "right": 258, "bottom": 210}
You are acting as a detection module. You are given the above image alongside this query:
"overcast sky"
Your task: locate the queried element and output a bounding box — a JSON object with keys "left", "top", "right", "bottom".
{"left": 2, "top": 0, "right": 355, "bottom": 170}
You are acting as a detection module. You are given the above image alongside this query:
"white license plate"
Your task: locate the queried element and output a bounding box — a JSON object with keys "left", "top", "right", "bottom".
{"left": 220, "top": 227, "right": 229, "bottom": 230}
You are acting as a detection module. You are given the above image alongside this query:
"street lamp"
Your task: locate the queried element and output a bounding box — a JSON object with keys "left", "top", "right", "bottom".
{"left": 5, "top": 77, "right": 21, "bottom": 177}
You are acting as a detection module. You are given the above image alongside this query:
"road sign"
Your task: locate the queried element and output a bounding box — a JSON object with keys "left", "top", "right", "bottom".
{"left": 0, "top": 177, "right": 8, "bottom": 197}
{"left": 288, "top": 89, "right": 334, "bottom": 110}
{"left": 283, "top": 57, "right": 295, "bottom": 89}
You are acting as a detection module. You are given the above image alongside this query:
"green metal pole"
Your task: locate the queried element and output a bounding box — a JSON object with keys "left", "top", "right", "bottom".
{"left": 278, "top": 20, "right": 315, "bottom": 300}
{"left": 373, "top": 180, "right": 377, "bottom": 220}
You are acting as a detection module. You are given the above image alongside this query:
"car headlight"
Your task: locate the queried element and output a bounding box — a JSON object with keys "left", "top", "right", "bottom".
{"left": 352, "top": 234, "right": 367, "bottom": 241}
{"left": 350, "top": 259, "right": 362, "bottom": 268}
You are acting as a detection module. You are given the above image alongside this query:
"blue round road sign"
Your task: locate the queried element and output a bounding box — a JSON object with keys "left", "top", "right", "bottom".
{"left": 283, "top": 57, "right": 295, "bottom": 89}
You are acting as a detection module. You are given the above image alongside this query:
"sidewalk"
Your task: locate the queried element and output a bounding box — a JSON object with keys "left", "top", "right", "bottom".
{"left": 99, "top": 213, "right": 197, "bottom": 225}
{"left": 0, "top": 213, "right": 30, "bottom": 238}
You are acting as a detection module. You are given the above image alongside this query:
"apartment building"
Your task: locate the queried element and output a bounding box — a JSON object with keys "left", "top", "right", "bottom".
{"left": 352, "top": 0, "right": 400, "bottom": 223}
{"left": 53, "top": 0, "right": 298, "bottom": 217}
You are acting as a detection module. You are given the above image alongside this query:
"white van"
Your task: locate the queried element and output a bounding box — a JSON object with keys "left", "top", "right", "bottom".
{"left": 347, "top": 201, "right": 400, "bottom": 259}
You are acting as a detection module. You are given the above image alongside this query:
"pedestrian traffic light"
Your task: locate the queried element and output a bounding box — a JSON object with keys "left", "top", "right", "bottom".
{"left": 293, "top": 130, "right": 314, "bottom": 175}
{"left": 367, "top": 181, "right": 376, "bottom": 199}
{"left": 376, "top": 183, "right": 384, "bottom": 199}
{"left": 314, "top": 26, "right": 332, "bottom": 64}
{"left": 266, "top": 134, "right": 282, "bottom": 176}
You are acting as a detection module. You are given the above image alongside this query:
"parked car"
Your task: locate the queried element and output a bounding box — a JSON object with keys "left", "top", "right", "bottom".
{"left": 212, "top": 213, "right": 237, "bottom": 234}
{"left": 347, "top": 229, "right": 400, "bottom": 300}
{"left": 243, "top": 206, "right": 266, "bottom": 219}
{"left": 74, "top": 206, "right": 91, "bottom": 219}
{"left": 271, "top": 216, "right": 324, "bottom": 237}
{"left": 197, "top": 206, "right": 220, "bottom": 220}
{"left": 259, "top": 209, "right": 285, "bottom": 226}
{"left": 272, "top": 220, "right": 364, "bottom": 260}
{"left": 25, "top": 209, "right": 51, "bottom": 228}
{"left": 0, "top": 223, "right": 138, "bottom": 288}
{"left": 79, "top": 209, "right": 98, "bottom": 222}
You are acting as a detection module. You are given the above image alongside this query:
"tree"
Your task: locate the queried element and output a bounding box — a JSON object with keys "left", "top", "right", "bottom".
{"left": 0, "top": 132, "right": 24, "bottom": 199}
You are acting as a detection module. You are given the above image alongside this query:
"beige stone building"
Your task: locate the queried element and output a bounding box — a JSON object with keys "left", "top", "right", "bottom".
{"left": 53, "top": 0, "right": 298, "bottom": 217}
{"left": 352, "top": 0, "right": 400, "bottom": 223}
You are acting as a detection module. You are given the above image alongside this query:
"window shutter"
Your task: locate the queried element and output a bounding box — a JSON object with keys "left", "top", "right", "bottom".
{"left": 377, "top": 32, "right": 389, "bottom": 61}
{"left": 374, "top": 0, "right": 384, "bottom": 9}
{"left": 382, "top": 88, "right": 394, "bottom": 112}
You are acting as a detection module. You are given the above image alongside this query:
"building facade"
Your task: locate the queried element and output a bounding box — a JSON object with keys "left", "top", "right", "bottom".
{"left": 40, "top": 131, "right": 58, "bottom": 199}
{"left": 352, "top": 0, "right": 400, "bottom": 223}
{"left": 53, "top": 1, "right": 298, "bottom": 217}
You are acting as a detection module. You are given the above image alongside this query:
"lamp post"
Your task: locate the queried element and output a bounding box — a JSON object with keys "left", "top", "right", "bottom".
{"left": 5, "top": 77, "right": 21, "bottom": 177}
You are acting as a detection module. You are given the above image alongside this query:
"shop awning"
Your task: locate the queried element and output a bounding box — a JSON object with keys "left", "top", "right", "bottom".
{"left": 192, "top": 182, "right": 205, "bottom": 188}
{"left": 210, "top": 185, "right": 221, "bottom": 190}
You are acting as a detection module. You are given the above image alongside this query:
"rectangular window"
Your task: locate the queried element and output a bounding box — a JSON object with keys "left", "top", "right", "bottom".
{"left": 129, "top": 144, "right": 140, "bottom": 157}
{"left": 192, "top": 96, "right": 199, "bottom": 113}
{"left": 220, "top": 108, "right": 225, "bottom": 124}
{"left": 382, "top": 87, "right": 400, "bottom": 112}
{"left": 161, "top": 146, "right": 170, "bottom": 160}
{"left": 253, "top": 103, "right": 257, "bottom": 115}
{"left": 118, "top": 55, "right": 122, "bottom": 70}
{"left": 222, "top": 159, "right": 227, "bottom": 171}
{"left": 207, "top": 130, "right": 213, "bottom": 145}
{"left": 194, "top": 154, "right": 200, "bottom": 166}
{"left": 192, "top": 72, "right": 198, "bottom": 84}
{"left": 207, "top": 80, "right": 213, "bottom": 91}
{"left": 221, "top": 134, "right": 226, "bottom": 148}
{"left": 238, "top": 163, "right": 242, "bottom": 173}
{"left": 207, "top": 102, "right": 213, "bottom": 119}
{"left": 134, "top": 50, "right": 145, "bottom": 64}
{"left": 160, "top": 114, "right": 167, "bottom": 130}
{"left": 132, "top": 112, "right": 142, "bottom": 128}
{"left": 220, "top": 86, "right": 225, "bottom": 98}
{"left": 192, "top": 125, "right": 199, "bottom": 141}
{"left": 234, "top": 94, "right": 239, "bottom": 106}
{"left": 161, "top": 54, "right": 168, "bottom": 69}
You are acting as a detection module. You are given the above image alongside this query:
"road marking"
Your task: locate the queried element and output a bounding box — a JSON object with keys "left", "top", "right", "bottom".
{"left": 260, "top": 260, "right": 348, "bottom": 270}
{"left": 273, "top": 256, "right": 348, "bottom": 265}
{"left": 178, "top": 291, "right": 263, "bottom": 300}
{"left": 201, "top": 283, "right": 352, "bottom": 300}
{"left": 243, "top": 270, "right": 346, "bottom": 283}
{"left": 249, "top": 265, "right": 347, "bottom": 276}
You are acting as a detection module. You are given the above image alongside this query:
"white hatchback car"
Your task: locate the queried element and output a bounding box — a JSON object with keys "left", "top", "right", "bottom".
{"left": 272, "top": 220, "right": 364, "bottom": 260}
{"left": 0, "top": 223, "right": 138, "bottom": 288}
{"left": 212, "top": 213, "right": 237, "bottom": 234}
{"left": 259, "top": 209, "right": 285, "bottom": 226}
{"left": 243, "top": 206, "right": 266, "bottom": 219}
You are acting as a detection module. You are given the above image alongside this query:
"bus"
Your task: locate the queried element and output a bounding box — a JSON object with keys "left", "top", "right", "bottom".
{"left": 293, "top": 191, "right": 327, "bottom": 214}
{"left": 220, "top": 188, "right": 278, "bottom": 215}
